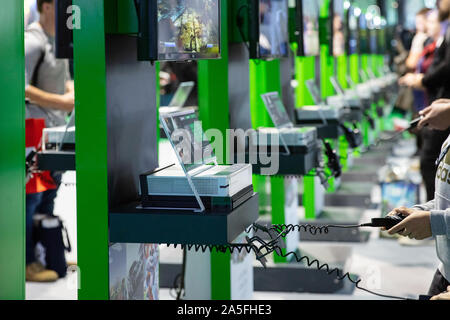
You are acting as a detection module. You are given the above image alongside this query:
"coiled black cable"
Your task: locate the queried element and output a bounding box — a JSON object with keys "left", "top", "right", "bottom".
{"left": 167, "top": 223, "right": 409, "bottom": 300}
{"left": 259, "top": 243, "right": 407, "bottom": 300}
{"left": 246, "top": 223, "right": 408, "bottom": 300}
{"left": 246, "top": 223, "right": 363, "bottom": 236}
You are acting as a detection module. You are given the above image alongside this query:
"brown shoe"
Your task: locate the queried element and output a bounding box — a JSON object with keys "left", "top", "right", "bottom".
{"left": 26, "top": 262, "right": 58, "bottom": 282}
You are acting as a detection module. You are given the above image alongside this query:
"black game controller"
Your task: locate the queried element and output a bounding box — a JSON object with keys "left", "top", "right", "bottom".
{"left": 362, "top": 213, "right": 408, "bottom": 230}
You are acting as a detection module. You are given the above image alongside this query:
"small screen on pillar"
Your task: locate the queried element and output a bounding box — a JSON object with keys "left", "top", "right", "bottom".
{"left": 332, "top": 0, "right": 346, "bottom": 57}
{"left": 259, "top": 0, "right": 290, "bottom": 58}
{"left": 359, "top": 14, "right": 370, "bottom": 54}
{"left": 347, "top": 7, "right": 359, "bottom": 55}
{"left": 300, "top": 0, "right": 320, "bottom": 56}
{"left": 157, "top": 0, "right": 221, "bottom": 61}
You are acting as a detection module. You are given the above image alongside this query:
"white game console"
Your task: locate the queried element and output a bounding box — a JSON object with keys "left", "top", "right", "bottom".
{"left": 296, "top": 105, "right": 346, "bottom": 122}
{"left": 143, "top": 164, "right": 253, "bottom": 198}
{"left": 251, "top": 127, "right": 318, "bottom": 147}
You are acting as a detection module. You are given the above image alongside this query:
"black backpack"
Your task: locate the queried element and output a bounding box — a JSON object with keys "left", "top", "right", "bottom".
{"left": 33, "top": 214, "right": 72, "bottom": 278}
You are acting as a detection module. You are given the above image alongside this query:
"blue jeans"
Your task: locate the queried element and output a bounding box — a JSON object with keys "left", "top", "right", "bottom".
{"left": 26, "top": 172, "right": 62, "bottom": 265}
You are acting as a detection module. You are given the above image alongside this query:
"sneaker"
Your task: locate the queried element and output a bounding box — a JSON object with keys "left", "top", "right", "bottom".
{"left": 26, "top": 262, "right": 58, "bottom": 282}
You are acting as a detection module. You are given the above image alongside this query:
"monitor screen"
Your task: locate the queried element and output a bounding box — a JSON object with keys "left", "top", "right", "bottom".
{"left": 157, "top": 0, "right": 221, "bottom": 61}
{"left": 301, "top": 0, "right": 320, "bottom": 56}
{"left": 168, "top": 81, "right": 195, "bottom": 107}
{"left": 347, "top": 6, "right": 359, "bottom": 55}
{"left": 359, "top": 14, "right": 370, "bottom": 54}
{"left": 160, "top": 110, "right": 215, "bottom": 172}
{"left": 261, "top": 92, "right": 293, "bottom": 128}
{"left": 377, "top": 27, "right": 387, "bottom": 54}
{"left": 369, "top": 28, "right": 378, "bottom": 54}
{"left": 332, "top": 0, "right": 346, "bottom": 56}
{"left": 259, "top": 0, "right": 290, "bottom": 58}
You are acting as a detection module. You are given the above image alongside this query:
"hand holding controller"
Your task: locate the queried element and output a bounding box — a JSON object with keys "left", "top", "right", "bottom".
{"left": 361, "top": 213, "right": 408, "bottom": 231}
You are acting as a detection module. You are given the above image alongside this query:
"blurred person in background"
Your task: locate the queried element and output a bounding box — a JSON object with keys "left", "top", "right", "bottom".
{"left": 398, "top": 0, "right": 450, "bottom": 201}
{"left": 160, "top": 61, "right": 198, "bottom": 107}
{"left": 405, "top": 8, "right": 432, "bottom": 71}
{"left": 25, "top": 0, "right": 74, "bottom": 282}
{"left": 24, "top": 0, "right": 39, "bottom": 27}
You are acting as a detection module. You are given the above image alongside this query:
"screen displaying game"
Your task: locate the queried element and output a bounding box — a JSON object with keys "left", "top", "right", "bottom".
{"left": 347, "top": 6, "right": 359, "bottom": 55}
{"left": 332, "top": 0, "right": 346, "bottom": 56}
{"left": 259, "top": 0, "right": 290, "bottom": 58}
{"left": 301, "top": 0, "right": 320, "bottom": 56}
{"left": 377, "top": 26, "right": 387, "bottom": 54}
{"left": 359, "top": 14, "right": 370, "bottom": 54}
{"left": 157, "top": 0, "right": 221, "bottom": 61}
{"left": 369, "top": 28, "right": 378, "bottom": 54}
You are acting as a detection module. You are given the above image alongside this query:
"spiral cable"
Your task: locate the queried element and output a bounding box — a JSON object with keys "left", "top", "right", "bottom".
{"left": 166, "top": 223, "right": 409, "bottom": 300}
{"left": 258, "top": 244, "right": 407, "bottom": 300}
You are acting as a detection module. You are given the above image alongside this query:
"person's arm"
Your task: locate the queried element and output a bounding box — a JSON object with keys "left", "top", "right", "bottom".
{"left": 405, "top": 52, "right": 422, "bottom": 70}
{"left": 413, "top": 199, "right": 450, "bottom": 238}
{"left": 418, "top": 101, "right": 450, "bottom": 130}
{"left": 385, "top": 201, "right": 435, "bottom": 240}
{"left": 412, "top": 199, "right": 435, "bottom": 211}
{"left": 25, "top": 85, "right": 74, "bottom": 112}
{"left": 431, "top": 286, "right": 450, "bottom": 300}
{"left": 427, "top": 208, "right": 450, "bottom": 239}
{"left": 24, "top": 30, "right": 74, "bottom": 112}
{"left": 422, "top": 33, "right": 450, "bottom": 89}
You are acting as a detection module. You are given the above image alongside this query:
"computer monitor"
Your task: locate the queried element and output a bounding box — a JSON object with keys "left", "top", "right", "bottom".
{"left": 258, "top": 0, "right": 290, "bottom": 59}
{"left": 59, "top": 110, "right": 75, "bottom": 151}
{"left": 369, "top": 28, "right": 378, "bottom": 54}
{"left": 261, "top": 92, "right": 294, "bottom": 129}
{"left": 298, "top": 0, "right": 320, "bottom": 56}
{"left": 137, "top": 0, "right": 221, "bottom": 61}
{"left": 331, "top": 0, "right": 346, "bottom": 57}
{"left": 346, "top": 6, "right": 359, "bottom": 55}
{"left": 168, "top": 81, "right": 195, "bottom": 107}
{"left": 377, "top": 26, "right": 387, "bottom": 54}
{"left": 359, "top": 13, "right": 370, "bottom": 54}
{"left": 158, "top": 0, "right": 221, "bottom": 61}
{"left": 159, "top": 109, "right": 215, "bottom": 172}
{"left": 305, "top": 79, "right": 325, "bottom": 106}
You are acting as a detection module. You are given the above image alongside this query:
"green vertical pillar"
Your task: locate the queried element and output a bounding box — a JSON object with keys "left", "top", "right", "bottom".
{"left": 295, "top": 56, "right": 316, "bottom": 107}
{"left": 250, "top": 59, "right": 289, "bottom": 260}
{"left": 294, "top": 56, "right": 317, "bottom": 220}
{"left": 294, "top": 56, "right": 317, "bottom": 219}
{"left": 0, "top": 0, "right": 25, "bottom": 300}
{"left": 74, "top": 0, "right": 110, "bottom": 300}
{"left": 349, "top": 54, "right": 359, "bottom": 84}
{"left": 198, "top": 0, "right": 232, "bottom": 300}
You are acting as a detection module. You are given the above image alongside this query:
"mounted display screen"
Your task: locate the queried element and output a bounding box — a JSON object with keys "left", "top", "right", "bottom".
{"left": 346, "top": 6, "right": 359, "bottom": 55}
{"left": 359, "top": 13, "right": 370, "bottom": 54}
{"left": 331, "top": 0, "right": 346, "bottom": 56}
{"left": 258, "top": 0, "right": 290, "bottom": 58}
{"left": 157, "top": 0, "right": 221, "bottom": 61}
{"left": 298, "top": 0, "right": 320, "bottom": 56}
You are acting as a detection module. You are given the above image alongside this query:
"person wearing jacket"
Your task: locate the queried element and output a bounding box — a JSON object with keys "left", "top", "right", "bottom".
{"left": 399, "top": 0, "right": 450, "bottom": 202}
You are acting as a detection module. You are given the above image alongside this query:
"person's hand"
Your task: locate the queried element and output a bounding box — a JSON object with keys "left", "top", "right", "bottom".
{"left": 431, "top": 286, "right": 450, "bottom": 300}
{"left": 418, "top": 101, "right": 450, "bottom": 130}
{"left": 398, "top": 73, "right": 424, "bottom": 89}
{"left": 387, "top": 208, "right": 432, "bottom": 240}
{"left": 380, "top": 206, "right": 414, "bottom": 231}
{"left": 57, "top": 92, "right": 75, "bottom": 112}
{"left": 398, "top": 73, "right": 415, "bottom": 86}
